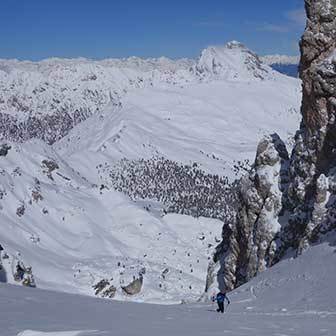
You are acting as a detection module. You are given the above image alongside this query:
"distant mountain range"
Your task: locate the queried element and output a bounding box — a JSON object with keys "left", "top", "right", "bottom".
{"left": 261, "top": 55, "right": 299, "bottom": 78}
{"left": 0, "top": 42, "right": 287, "bottom": 145}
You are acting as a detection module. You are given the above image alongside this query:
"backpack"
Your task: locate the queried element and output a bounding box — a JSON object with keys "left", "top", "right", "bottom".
{"left": 217, "top": 293, "right": 225, "bottom": 303}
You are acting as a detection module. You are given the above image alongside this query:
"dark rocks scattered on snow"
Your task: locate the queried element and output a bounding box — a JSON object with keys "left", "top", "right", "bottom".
{"left": 0, "top": 143, "right": 11, "bottom": 156}
{"left": 16, "top": 204, "right": 25, "bottom": 217}
{"left": 101, "top": 285, "right": 117, "bottom": 298}
{"left": 93, "top": 279, "right": 117, "bottom": 298}
{"left": 1, "top": 248, "right": 36, "bottom": 287}
{"left": 31, "top": 189, "right": 43, "bottom": 203}
{"left": 41, "top": 159, "right": 59, "bottom": 180}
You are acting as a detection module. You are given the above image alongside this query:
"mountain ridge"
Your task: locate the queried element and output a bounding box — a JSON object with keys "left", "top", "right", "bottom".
{"left": 0, "top": 41, "right": 285, "bottom": 144}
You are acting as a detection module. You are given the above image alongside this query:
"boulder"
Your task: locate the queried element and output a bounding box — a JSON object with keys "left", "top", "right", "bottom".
{"left": 122, "top": 276, "right": 143, "bottom": 296}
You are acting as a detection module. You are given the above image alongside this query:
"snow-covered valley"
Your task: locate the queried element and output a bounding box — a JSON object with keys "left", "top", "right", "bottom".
{"left": 0, "top": 41, "right": 303, "bottom": 305}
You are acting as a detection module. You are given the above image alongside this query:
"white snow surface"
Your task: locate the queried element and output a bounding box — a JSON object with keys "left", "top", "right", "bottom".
{"left": 0, "top": 41, "right": 301, "bottom": 305}
{"left": 55, "top": 72, "right": 301, "bottom": 180}
{"left": 0, "top": 41, "right": 292, "bottom": 127}
{"left": 0, "top": 140, "right": 223, "bottom": 303}
{"left": 195, "top": 41, "right": 273, "bottom": 81}
{"left": 1, "top": 240, "right": 336, "bottom": 336}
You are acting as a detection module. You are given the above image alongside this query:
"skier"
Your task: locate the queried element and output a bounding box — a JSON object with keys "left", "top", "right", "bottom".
{"left": 213, "top": 291, "right": 230, "bottom": 313}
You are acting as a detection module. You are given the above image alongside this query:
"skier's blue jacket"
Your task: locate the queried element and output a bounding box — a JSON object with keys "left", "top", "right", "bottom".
{"left": 215, "top": 292, "right": 230, "bottom": 304}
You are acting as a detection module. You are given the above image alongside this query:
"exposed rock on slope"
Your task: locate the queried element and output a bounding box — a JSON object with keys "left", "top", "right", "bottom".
{"left": 211, "top": 134, "right": 289, "bottom": 291}
{"left": 0, "top": 140, "right": 224, "bottom": 302}
{"left": 207, "top": 0, "right": 336, "bottom": 294}
{"left": 122, "top": 275, "right": 143, "bottom": 296}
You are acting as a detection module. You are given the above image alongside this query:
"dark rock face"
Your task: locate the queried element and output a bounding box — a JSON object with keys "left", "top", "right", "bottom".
{"left": 280, "top": 0, "right": 336, "bottom": 255}
{"left": 213, "top": 134, "right": 289, "bottom": 290}
{"left": 206, "top": 0, "right": 336, "bottom": 295}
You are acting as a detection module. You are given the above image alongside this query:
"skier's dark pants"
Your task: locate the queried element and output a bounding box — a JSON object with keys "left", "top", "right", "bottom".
{"left": 217, "top": 301, "right": 224, "bottom": 313}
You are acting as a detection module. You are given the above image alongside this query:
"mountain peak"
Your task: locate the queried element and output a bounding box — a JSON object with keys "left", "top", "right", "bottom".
{"left": 225, "top": 40, "right": 247, "bottom": 49}
{"left": 195, "top": 41, "right": 273, "bottom": 81}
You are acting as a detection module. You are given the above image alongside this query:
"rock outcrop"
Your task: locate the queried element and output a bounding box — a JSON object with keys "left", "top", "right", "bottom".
{"left": 122, "top": 276, "right": 143, "bottom": 296}
{"left": 0, "top": 143, "right": 11, "bottom": 156}
{"left": 93, "top": 279, "right": 117, "bottom": 299}
{"left": 211, "top": 134, "right": 289, "bottom": 291}
{"left": 279, "top": 0, "right": 336, "bottom": 256}
{"left": 206, "top": 0, "right": 336, "bottom": 295}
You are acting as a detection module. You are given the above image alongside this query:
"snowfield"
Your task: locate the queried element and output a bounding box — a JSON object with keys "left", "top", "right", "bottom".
{"left": 56, "top": 75, "right": 301, "bottom": 180}
{"left": 0, "top": 38, "right": 335, "bottom": 336}
{"left": 0, "top": 42, "right": 302, "bottom": 304}
{"left": 1, "top": 240, "right": 336, "bottom": 336}
{"left": 0, "top": 141, "right": 223, "bottom": 303}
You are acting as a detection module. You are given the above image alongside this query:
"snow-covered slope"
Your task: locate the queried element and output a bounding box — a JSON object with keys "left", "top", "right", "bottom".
{"left": 0, "top": 141, "right": 222, "bottom": 303}
{"left": 0, "top": 42, "right": 283, "bottom": 144}
{"left": 0, "top": 41, "right": 302, "bottom": 304}
{"left": 0, "top": 56, "right": 194, "bottom": 144}
{"left": 1, "top": 240, "right": 335, "bottom": 336}
{"left": 55, "top": 73, "right": 301, "bottom": 180}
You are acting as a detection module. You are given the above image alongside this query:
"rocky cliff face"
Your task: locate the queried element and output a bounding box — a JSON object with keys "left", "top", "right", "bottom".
{"left": 207, "top": 0, "right": 336, "bottom": 294}
{"left": 282, "top": 0, "right": 336, "bottom": 255}
{"left": 209, "top": 134, "right": 289, "bottom": 291}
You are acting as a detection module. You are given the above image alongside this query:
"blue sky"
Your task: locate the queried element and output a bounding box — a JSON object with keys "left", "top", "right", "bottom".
{"left": 0, "top": 0, "right": 305, "bottom": 60}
